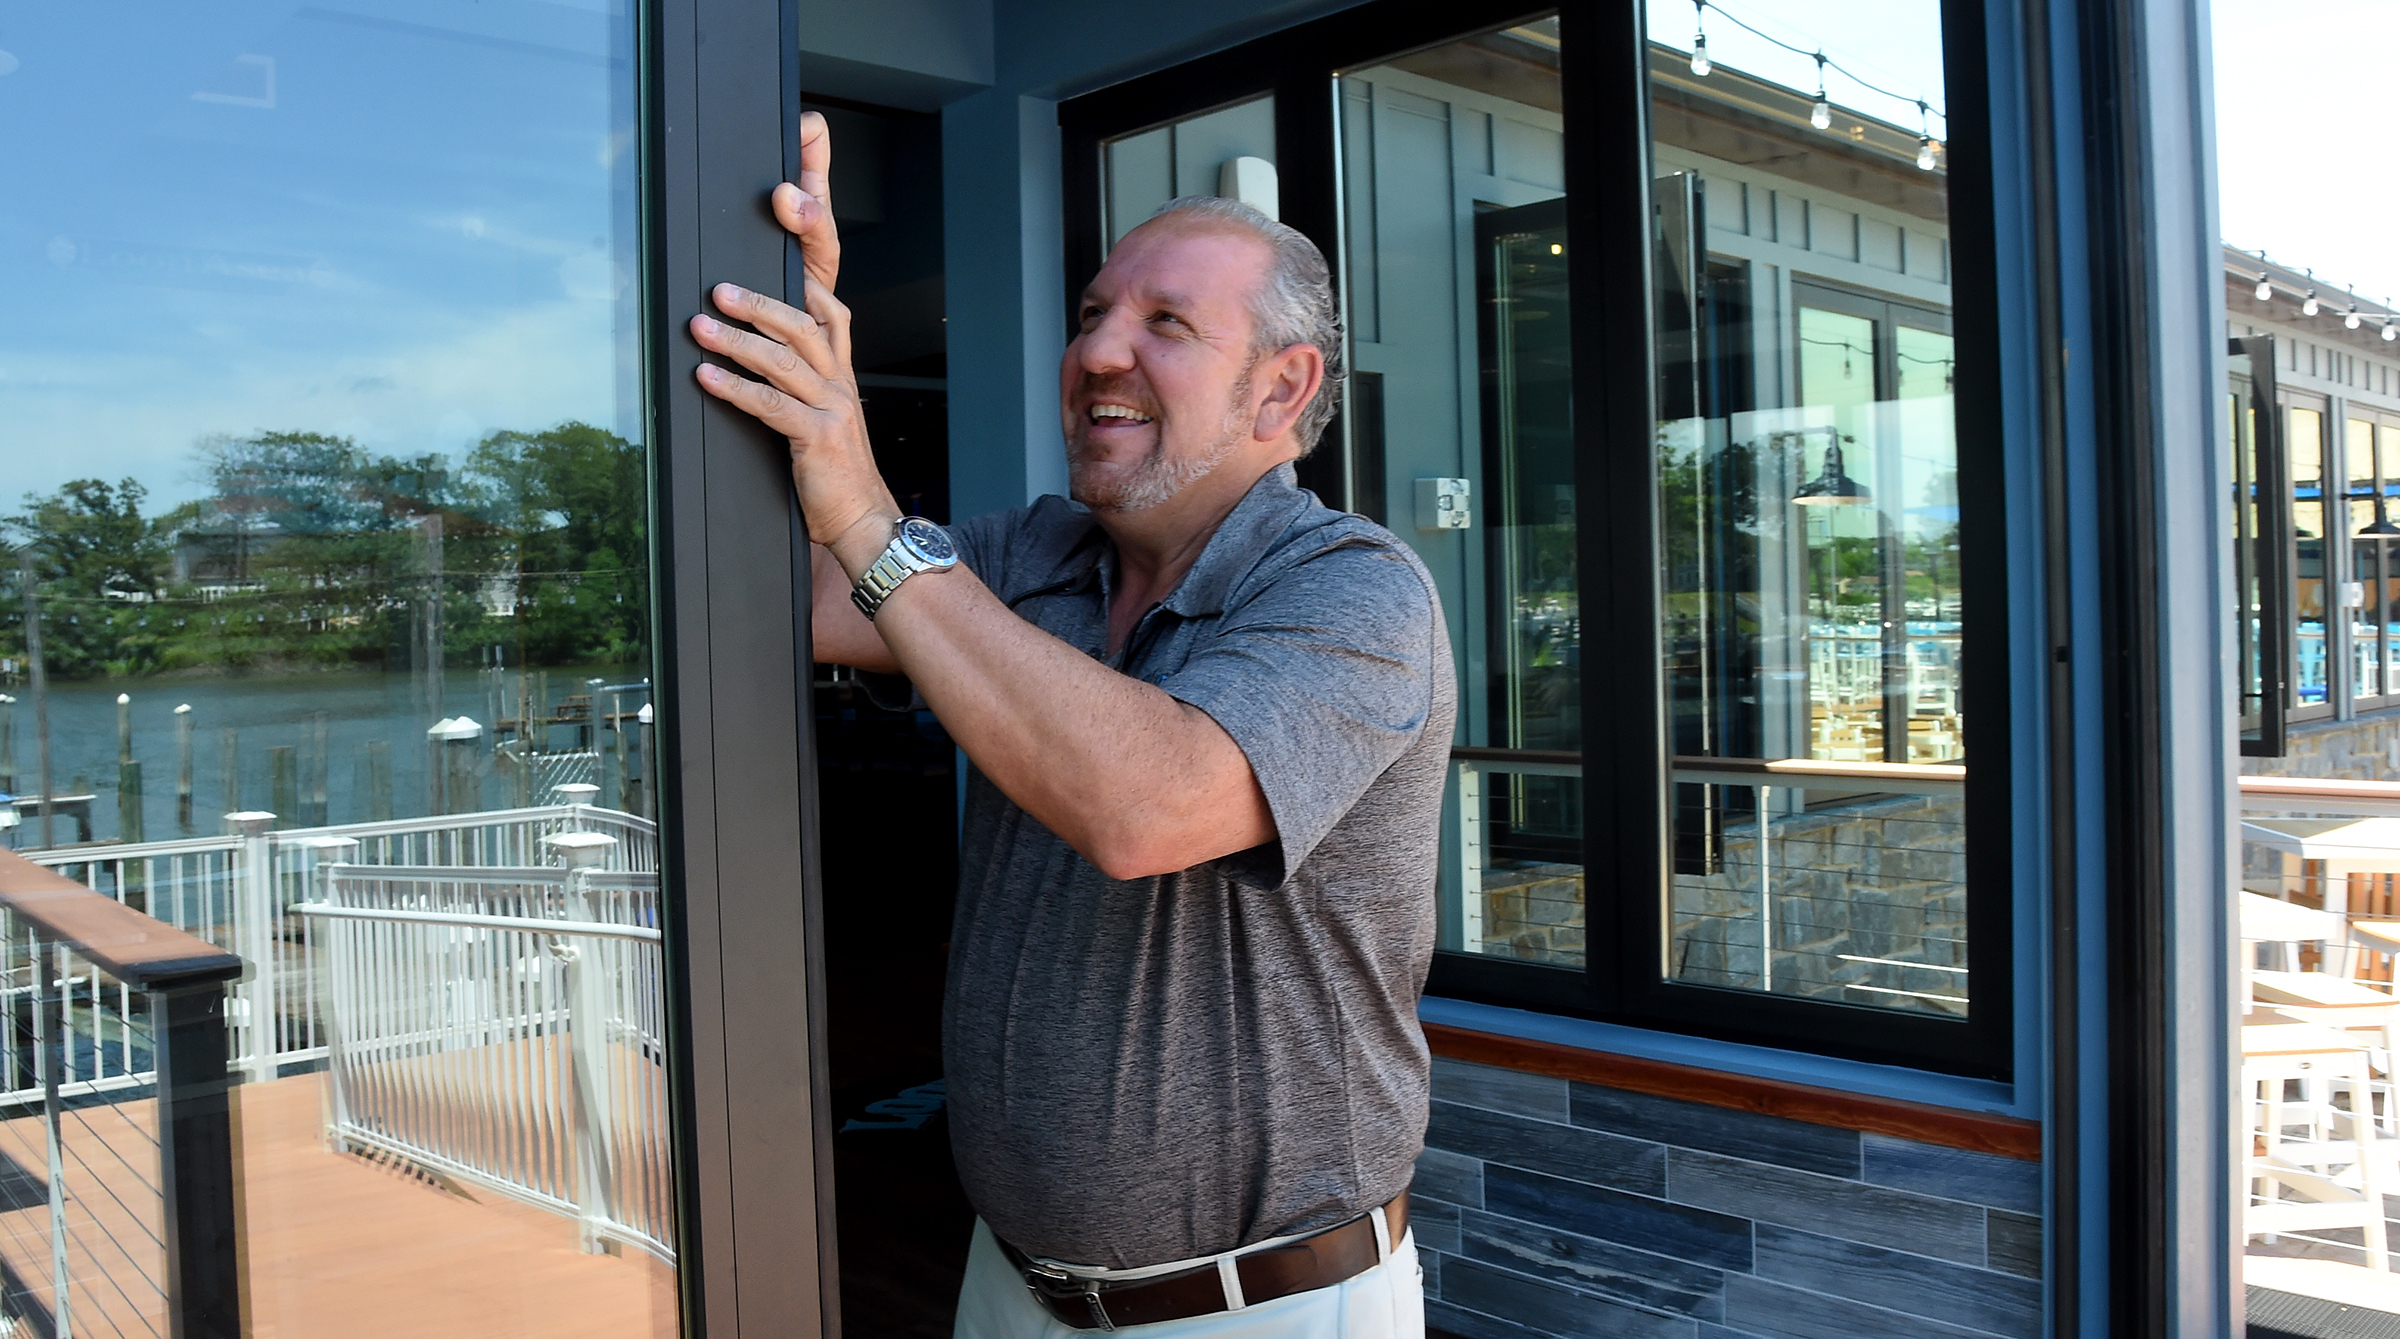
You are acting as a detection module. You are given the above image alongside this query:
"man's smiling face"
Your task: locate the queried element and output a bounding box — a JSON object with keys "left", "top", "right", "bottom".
{"left": 1060, "top": 219, "right": 1273, "bottom": 513}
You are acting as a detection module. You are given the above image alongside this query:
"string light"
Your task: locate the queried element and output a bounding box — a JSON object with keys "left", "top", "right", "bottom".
{"left": 1681, "top": 0, "right": 1944, "bottom": 148}
{"left": 2348, "top": 303, "right": 2364, "bottom": 330}
{"left": 2386, "top": 301, "right": 2397, "bottom": 342}
{"left": 2255, "top": 273, "right": 2274, "bottom": 302}
{"left": 1915, "top": 99, "right": 1939, "bottom": 170}
{"left": 2304, "top": 271, "right": 2321, "bottom": 317}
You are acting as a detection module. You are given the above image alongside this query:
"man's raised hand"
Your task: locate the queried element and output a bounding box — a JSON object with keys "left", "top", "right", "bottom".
{"left": 690, "top": 279, "right": 897, "bottom": 562}
{"left": 774, "top": 110, "right": 840, "bottom": 292}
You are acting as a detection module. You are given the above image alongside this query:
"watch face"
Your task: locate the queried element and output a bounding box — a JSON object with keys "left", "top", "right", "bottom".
{"left": 898, "top": 516, "right": 958, "bottom": 565}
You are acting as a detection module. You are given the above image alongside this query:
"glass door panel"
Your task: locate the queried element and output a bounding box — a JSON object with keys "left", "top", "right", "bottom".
{"left": 1337, "top": 18, "right": 1576, "bottom": 967}
{"left": 2293, "top": 406, "right": 2329, "bottom": 704}
{"left": 1, "top": 4, "right": 675, "bottom": 1333}
{"left": 1648, "top": 0, "right": 1970, "bottom": 1017}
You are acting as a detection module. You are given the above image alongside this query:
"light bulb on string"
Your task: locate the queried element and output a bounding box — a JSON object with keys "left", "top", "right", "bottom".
{"left": 1690, "top": 0, "right": 1710, "bottom": 75}
{"left": 2349, "top": 303, "right": 2364, "bottom": 330}
{"left": 2255, "top": 273, "right": 2274, "bottom": 302}
{"left": 2387, "top": 301, "right": 2398, "bottom": 341}
{"left": 2304, "top": 272, "right": 2320, "bottom": 317}
{"left": 1810, "top": 52, "right": 1832, "bottom": 129}
{"left": 1914, "top": 99, "right": 1940, "bottom": 171}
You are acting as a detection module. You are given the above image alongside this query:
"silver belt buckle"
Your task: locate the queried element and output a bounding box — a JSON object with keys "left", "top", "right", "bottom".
{"left": 1021, "top": 1262, "right": 1115, "bottom": 1332}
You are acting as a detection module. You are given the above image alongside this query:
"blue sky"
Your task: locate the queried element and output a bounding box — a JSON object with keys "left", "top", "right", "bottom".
{"left": 4, "top": 1, "right": 2381, "bottom": 520}
{"left": 0, "top": 1, "right": 640, "bottom": 513}
{"left": 1646, "top": 0, "right": 1949, "bottom": 138}
{"left": 2211, "top": 0, "right": 2400, "bottom": 307}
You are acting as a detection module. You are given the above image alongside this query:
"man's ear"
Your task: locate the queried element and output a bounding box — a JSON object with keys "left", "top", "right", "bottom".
{"left": 1251, "top": 344, "right": 1326, "bottom": 443}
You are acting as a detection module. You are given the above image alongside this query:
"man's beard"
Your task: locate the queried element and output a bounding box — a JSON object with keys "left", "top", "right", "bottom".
{"left": 1068, "top": 363, "right": 1254, "bottom": 513}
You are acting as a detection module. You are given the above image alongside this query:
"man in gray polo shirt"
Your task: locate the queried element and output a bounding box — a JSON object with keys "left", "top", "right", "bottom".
{"left": 688, "top": 121, "right": 1451, "bottom": 1335}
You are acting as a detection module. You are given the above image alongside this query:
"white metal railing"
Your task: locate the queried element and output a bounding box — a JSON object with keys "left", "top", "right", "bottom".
{"left": 298, "top": 849, "right": 674, "bottom": 1263}
{"left": 24, "top": 804, "right": 658, "bottom": 1081}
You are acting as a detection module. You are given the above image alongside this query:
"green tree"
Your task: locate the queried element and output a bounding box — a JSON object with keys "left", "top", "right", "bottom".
{"left": 4, "top": 478, "right": 175, "bottom": 677}
{"left": 467, "top": 422, "right": 649, "bottom": 666}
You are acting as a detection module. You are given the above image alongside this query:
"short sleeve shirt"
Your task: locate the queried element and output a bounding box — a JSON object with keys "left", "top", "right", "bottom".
{"left": 937, "top": 463, "right": 1455, "bottom": 1269}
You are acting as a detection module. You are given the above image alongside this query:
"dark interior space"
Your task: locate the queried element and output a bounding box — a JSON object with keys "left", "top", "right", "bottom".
{"left": 807, "top": 93, "right": 974, "bottom": 1338}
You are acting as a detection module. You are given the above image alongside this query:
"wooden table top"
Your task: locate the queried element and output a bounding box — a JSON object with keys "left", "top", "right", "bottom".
{"left": 2252, "top": 969, "right": 2400, "bottom": 1011}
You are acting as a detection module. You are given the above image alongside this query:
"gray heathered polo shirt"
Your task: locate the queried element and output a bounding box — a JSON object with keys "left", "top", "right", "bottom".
{"left": 935, "top": 462, "right": 1454, "bottom": 1269}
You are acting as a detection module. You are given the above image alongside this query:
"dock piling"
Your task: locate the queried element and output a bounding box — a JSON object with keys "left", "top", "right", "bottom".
{"left": 175, "top": 704, "right": 194, "bottom": 832}
{"left": 269, "top": 747, "right": 297, "bottom": 829}
{"left": 19, "top": 548, "right": 54, "bottom": 851}
{"left": 220, "top": 729, "right": 240, "bottom": 818}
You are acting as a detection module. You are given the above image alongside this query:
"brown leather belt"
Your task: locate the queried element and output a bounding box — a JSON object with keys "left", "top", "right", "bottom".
{"left": 997, "top": 1193, "right": 1409, "bottom": 1332}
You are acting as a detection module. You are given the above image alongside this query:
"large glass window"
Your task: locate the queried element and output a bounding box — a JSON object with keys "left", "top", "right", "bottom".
{"left": 1648, "top": 4, "right": 1971, "bottom": 1018}
{"left": 2349, "top": 414, "right": 2400, "bottom": 705}
{"left": 2292, "top": 403, "right": 2332, "bottom": 707}
{"left": 2, "top": 5, "right": 674, "bottom": 1333}
{"left": 1336, "top": 19, "right": 1575, "bottom": 967}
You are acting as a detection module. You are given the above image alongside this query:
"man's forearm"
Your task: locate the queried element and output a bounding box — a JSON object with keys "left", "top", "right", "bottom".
{"left": 858, "top": 563, "right": 1273, "bottom": 879}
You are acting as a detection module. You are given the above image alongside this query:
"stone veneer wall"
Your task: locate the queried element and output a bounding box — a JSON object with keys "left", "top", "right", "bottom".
{"left": 1414, "top": 1056, "right": 2041, "bottom": 1339}
{"left": 2241, "top": 711, "right": 2400, "bottom": 781}
{"left": 1667, "top": 795, "right": 1969, "bottom": 1013}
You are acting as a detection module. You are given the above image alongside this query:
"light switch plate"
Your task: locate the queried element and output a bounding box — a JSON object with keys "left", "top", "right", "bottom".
{"left": 1415, "top": 477, "right": 1471, "bottom": 530}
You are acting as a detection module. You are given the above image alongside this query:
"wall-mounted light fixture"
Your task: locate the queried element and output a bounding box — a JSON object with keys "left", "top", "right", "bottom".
{"left": 1793, "top": 431, "right": 1871, "bottom": 506}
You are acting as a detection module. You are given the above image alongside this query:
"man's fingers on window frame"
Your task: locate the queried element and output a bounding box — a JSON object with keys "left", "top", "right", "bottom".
{"left": 800, "top": 276, "right": 853, "bottom": 373}
{"left": 691, "top": 312, "right": 834, "bottom": 408}
{"left": 772, "top": 176, "right": 839, "bottom": 290}
{"left": 715, "top": 283, "right": 839, "bottom": 382}
{"left": 696, "top": 363, "right": 816, "bottom": 439}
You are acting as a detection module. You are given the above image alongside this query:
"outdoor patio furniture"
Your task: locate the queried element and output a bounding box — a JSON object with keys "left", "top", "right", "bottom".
{"left": 2244, "top": 1021, "right": 2393, "bottom": 1269}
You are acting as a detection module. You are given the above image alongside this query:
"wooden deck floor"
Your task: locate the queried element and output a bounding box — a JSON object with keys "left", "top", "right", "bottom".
{"left": 0, "top": 1072, "right": 676, "bottom": 1338}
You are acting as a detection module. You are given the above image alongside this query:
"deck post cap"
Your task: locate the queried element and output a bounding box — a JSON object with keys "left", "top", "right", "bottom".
{"left": 225, "top": 811, "right": 277, "bottom": 836}
{"left": 543, "top": 831, "right": 619, "bottom": 868}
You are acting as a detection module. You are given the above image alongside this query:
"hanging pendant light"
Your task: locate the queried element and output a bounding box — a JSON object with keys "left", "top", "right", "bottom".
{"left": 2255, "top": 273, "right": 2274, "bottom": 302}
{"left": 2304, "top": 270, "right": 2321, "bottom": 317}
{"left": 1793, "top": 433, "right": 1871, "bottom": 506}
{"left": 1913, "top": 100, "right": 1940, "bottom": 171}
{"left": 1810, "top": 52, "right": 1832, "bottom": 129}
{"left": 1690, "top": 1, "right": 1711, "bottom": 76}
{"left": 2347, "top": 303, "right": 2365, "bottom": 330}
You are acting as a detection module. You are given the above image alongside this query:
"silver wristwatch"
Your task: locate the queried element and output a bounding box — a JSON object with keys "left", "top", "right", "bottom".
{"left": 849, "top": 516, "right": 959, "bottom": 620}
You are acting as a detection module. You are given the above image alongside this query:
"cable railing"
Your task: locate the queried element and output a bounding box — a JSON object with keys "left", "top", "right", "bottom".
{"left": 298, "top": 838, "right": 674, "bottom": 1262}
{"left": 0, "top": 849, "right": 244, "bottom": 1339}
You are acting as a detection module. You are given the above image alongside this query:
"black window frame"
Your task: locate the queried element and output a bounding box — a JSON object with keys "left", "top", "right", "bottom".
{"left": 2284, "top": 390, "right": 2339, "bottom": 722}
{"left": 648, "top": 0, "right": 843, "bottom": 1331}
{"left": 2341, "top": 404, "right": 2400, "bottom": 714}
{"left": 1060, "top": 0, "right": 2015, "bottom": 1079}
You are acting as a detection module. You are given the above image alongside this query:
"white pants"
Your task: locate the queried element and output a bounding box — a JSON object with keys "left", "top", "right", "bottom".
{"left": 952, "top": 1219, "right": 1426, "bottom": 1339}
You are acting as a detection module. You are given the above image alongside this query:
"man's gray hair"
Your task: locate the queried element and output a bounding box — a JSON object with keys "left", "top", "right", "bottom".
{"left": 1147, "top": 195, "right": 1345, "bottom": 454}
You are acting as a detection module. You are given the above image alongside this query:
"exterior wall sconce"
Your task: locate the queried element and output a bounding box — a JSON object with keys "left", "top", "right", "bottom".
{"left": 1793, "top": 431, "right": 1871, "bottom": 506}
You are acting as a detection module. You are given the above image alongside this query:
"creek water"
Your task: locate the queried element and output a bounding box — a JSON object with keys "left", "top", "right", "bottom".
{"left": 0, "top": 662, "right": 649, "bottom": 850}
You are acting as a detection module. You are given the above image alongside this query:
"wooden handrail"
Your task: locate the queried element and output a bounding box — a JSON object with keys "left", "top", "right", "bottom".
{"left": 0, "top": 850, "right": 244, "bottom": 989}
{"left": 1449, "top": 748, "right": 1968, "bottom": 794}
{"left": 2240, "top": 775, "right": 2400, "bottom": 803}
